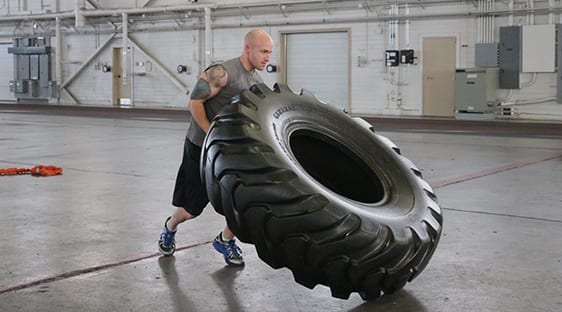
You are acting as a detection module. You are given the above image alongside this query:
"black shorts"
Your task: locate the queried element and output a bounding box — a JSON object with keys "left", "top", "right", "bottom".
{"left": 172, "top": 139, "right": 209, "bottom": 216}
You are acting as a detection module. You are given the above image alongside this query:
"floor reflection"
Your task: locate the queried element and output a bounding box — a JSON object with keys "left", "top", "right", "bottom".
{"left": 210, "top": 265, "right": 245, "bottom": 311}
{"left": 348, "top": 289, "right": 428, "bottom": 312}
{"left": 158, "top": 256, "right": 197, "bottom": 312}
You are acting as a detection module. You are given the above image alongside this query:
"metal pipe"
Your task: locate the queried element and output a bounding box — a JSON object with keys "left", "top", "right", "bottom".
{"left": 55, "top": 17, "right": 62, "bottom": 103}
{"left": 0, "top": 11, "right": 74, "bottom": 21}
{"left": 477, "top": 0, "right": 481, "bottom": 43}
{"left": 549, "top": 0, "right": 554, "bottom": 23}
{"left": 122, "top": 13, "right": 129, "bottom": 85}
{"left": 204, "top": 7, "right": 212, "bottom": 68}
{"left": 491, "top": 0, "right": 495, "bottom": 42}
{"left": 75, "top": 0, "right": 85, "bottom": 27}
{"left": 484, "top": 0, "right": 490, "bottom": 43}
{"left": 528, "top": 0, "right": 535, "bottom": 25}
{"left": 508, "top": 0, "right": 514, "bottom": 26}
{"left": 80, "top": 4, "right": 216, "bottom": 17}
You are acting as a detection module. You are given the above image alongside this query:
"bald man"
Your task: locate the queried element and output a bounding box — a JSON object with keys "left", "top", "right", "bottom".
{"left": 159, "top": 29, "right": 274, "bottom": 266}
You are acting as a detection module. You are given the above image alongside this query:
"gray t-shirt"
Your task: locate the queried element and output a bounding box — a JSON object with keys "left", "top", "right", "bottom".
{"left": 186, "top": 57, "right": 263, "bottom": 146}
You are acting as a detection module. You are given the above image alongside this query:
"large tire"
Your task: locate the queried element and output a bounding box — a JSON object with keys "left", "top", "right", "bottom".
{"left": 201, "top": 83, "right": 443, "bottom": 300}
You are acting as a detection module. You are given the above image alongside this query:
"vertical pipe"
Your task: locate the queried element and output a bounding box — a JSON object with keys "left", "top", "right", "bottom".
{"left": 548, "top": 0, "right": 554, "bottom": 24}
{"left": 75, "top": 0, "right": 85, "bottom": 27}
{"left": 527, "top": 0, "right": 534, "bottom": 25}
{"left": 484, "top": 0, "right": 490, "bottom": 43}
{"left": 491, "top": 0, "right": 495, "bottom": 42}
{"left": 508, "top": 0, "right": 514, "bottom": 26}
{"left": 405, "top": 4, "right": 410, "bottom": 48}
{"left": 484, "top": 0, "right": 488, "bottom": 43}
{"left": 486, "top": 0, "right": 492, "bottom": 43}
{"left": 122, "top": 13, "right": 128, "bottom": 85}
{"left": 394, "top": 4, "right": 400, "bottom": 50}
{"left": 477, "top": 0, "right": 482, "bottom": 44}
{"left": 55, "top": 16, "right": 62, "bottom": 103}
{"left": 204, "top": 7, "right": 212, "bottom": 68}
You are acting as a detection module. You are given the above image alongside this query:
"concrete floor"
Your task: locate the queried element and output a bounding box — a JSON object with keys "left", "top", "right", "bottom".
{"left": 1, "top": 105, "right": 561, "bottom": 312}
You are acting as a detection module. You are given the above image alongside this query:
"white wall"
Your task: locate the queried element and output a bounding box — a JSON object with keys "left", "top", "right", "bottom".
{"left": 0, "top": 0, "right": 561, "bottom": 121}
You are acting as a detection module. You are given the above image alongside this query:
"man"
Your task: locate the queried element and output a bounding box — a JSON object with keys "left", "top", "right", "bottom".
{"left": 158, "top": 29, "right": 274, "bottom": 266}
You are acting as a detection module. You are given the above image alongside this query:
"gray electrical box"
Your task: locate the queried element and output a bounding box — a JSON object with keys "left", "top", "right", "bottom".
{"left": 499, "top": 26, "right": 521, "bottom": 89}
{"left": 557, "top": 24, "right": 562, "bottom": 104}
{"left": 455, "top": 68, "right": 497, "bottom": 114}
{"left": 475, "top": 43, "right": 498, "bottom": 68}
{"left": 8, "top": 37, "right": 57, "bottom": 102}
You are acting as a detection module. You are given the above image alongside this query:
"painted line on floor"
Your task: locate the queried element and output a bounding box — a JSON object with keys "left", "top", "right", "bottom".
{"left": 0, "top": 239, "right": 212, "bottom": 295}
{"left": 430, "top": 153, "right": 562, "bottom": 189}
{"left": 441, "top": 206, "right": 562, "bottom": 224}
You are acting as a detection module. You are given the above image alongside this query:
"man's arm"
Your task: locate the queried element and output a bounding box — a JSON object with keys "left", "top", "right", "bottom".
{"left": 189, "top": 65, "right": 228, "bottom": 133}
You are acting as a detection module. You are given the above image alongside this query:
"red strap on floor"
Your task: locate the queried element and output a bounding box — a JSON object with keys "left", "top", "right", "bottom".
{"left": 0, "top": 166, "right": 63, "bottom": 177}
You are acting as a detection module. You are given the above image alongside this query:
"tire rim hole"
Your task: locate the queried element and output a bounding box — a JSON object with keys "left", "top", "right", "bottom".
{"left": 289, "top": 129, "right": 384, "bottom": 204}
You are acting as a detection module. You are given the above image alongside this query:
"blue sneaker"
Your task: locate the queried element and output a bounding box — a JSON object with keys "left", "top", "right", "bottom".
{"left": 212, "top": 233, "right": 244, "bottom": 266}
{"left": 158, "top": 217, "right": 176, "bottom": 256}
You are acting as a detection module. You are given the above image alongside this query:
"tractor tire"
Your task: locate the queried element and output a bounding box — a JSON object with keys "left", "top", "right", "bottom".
{"left": 201, "top": 83, "right": 443, "bottom": 300}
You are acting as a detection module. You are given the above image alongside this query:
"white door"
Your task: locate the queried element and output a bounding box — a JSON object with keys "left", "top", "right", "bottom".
{"left": 422, "top": 37, "right": 456, "bottom": 117}
{"left": 283, "top": 31, "right": 350, "bottom": 113}
{"left": 0, "top": 42, "right": 15, "bottom": 101}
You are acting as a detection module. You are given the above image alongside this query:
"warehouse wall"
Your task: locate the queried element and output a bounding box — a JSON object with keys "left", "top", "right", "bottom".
{"left": 0, "top": 0, "right": 561, "bottom": 121}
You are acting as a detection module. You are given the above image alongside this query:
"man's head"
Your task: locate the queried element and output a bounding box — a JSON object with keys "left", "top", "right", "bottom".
{"left": 242, "top": 29, "right": 274, "bottom": 72}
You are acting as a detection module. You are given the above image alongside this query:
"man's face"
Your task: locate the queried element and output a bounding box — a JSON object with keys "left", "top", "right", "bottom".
{"left": 247, "top": 36, "right": 273, "bottom": 71}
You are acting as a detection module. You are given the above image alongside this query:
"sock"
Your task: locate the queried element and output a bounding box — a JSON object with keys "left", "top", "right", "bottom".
{"left": 165, "top": 220, "right": 177, "bottom": 233}
{"left": 220, "top": 232, "right": 229, "bottom": 242}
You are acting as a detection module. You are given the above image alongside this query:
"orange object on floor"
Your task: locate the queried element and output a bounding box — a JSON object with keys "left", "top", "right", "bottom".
{"left": 0, "top": 166, "right": 62, "bottom": 177}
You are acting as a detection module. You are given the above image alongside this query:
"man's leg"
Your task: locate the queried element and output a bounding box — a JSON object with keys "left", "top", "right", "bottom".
{"left": 159, "top": 207, "right": 195, "bottom": 256}
{"left": 168, "top": 207, "right": 194, "bottom": 231}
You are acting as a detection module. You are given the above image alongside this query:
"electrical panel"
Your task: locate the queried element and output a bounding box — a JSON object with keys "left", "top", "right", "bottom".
{"left": 399, "top": 49, "right": 414, "bottom": 64}
{"left": 498, "top": 26, "right": 521, "bottom": 89}
{"left": 558, "top": 24, "right": 562, "bottom": 104}
{"left": 385, "top": 50, "right": 399, "bottom": 67}
{"left": 521, "top": 24, "right": 555, "bottom": 73}
{"left": 475, "top": 43, "right": 498, "bottom": 68}
{"left": 8, "top": 37, "right": 57, "bottom": 102}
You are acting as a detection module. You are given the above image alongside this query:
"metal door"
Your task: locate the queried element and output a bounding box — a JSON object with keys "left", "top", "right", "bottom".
{"left": 422, "top": 37, "right": 456, "bottom": 117}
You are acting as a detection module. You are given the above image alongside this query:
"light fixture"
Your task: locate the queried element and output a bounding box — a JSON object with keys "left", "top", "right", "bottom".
{"left": 177, "top": 65, "right": 187, "bottom": 73}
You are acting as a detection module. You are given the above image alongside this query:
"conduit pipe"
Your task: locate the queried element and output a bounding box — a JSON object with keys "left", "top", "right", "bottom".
{"left": 477, "top": 0, "right": 481, "bottom": 43}
{"left": 79, "top": 4, "right": 217, "bottom": 17}
{"left": 122, "top": 13, "right": 129, "bottom": 86}
{"left": 508, "top": 0, "right": 514, "bottom": 25}
{"left": 0, "top": 11, "right": 74, "bottom": 22}
{"left": 528, "top": 0, "right": 535, "bottom": 25}
{"left": 549, "top": 0, "right": 554, "bottom": 23}
{"left": 204, "top": 7, "right": 212, "bottom": 68}
{"left": 75, "top": 0, "right": 85, "bottom": 27}
{"left": 55, "top": 17, "right": 62, "bottom": 102}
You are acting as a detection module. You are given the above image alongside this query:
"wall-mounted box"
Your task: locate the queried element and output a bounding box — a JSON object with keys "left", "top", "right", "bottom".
{"left": 521, "top": 24, "right": 555, "bottom": 72}
{"left": 499, "top": 26, "right": 521, "bottom": 89}
{"left": 556, "top": 24, "right": 562, "bottom": 104}
{"left": 475, "top": 43, "right": 498, "bottom": 68}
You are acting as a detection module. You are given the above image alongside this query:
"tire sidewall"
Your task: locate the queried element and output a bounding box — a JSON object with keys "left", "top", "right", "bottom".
{"left": 251, "top": 91, "right": 428, "bottom": 230}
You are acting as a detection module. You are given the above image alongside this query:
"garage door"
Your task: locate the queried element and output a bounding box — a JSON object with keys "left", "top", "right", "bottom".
{"left": 284, "top": 31, "right": 350, "bottom": 112}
